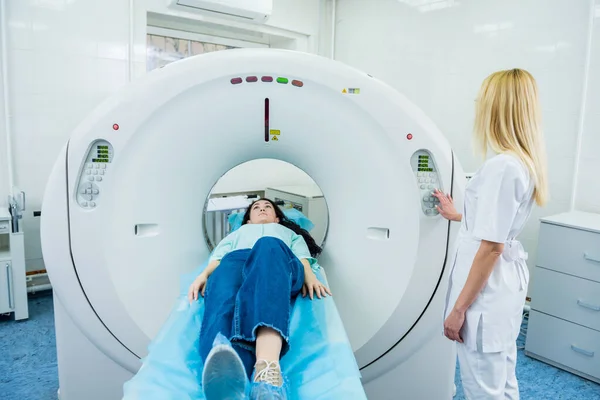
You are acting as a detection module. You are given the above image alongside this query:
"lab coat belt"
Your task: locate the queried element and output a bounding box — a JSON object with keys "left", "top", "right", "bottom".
{"left": 503, "top": 239, "right": 529, "bottom": 291}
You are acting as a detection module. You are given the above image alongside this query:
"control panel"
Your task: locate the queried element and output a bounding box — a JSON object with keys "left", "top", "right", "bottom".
{"left": 410, "top": 150, "right": 441, "bottom": 216}
{"left": 76, "top": 140, "right": 114, "bottom": 210}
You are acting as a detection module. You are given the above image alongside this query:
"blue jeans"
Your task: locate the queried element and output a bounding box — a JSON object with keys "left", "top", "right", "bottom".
{"left": 199, "top": 237, "right": 305, "bottom": 378}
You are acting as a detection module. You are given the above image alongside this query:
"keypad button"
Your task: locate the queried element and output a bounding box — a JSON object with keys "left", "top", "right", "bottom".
{"left": 420, "top": 184, "right": 425, "bottom": 189}
{"left": 99, "top": 170, "right": 105, "bottom": 175}
{"left": 88, "top": 176, "right": 94, "bottom": 181}
{"left": 428, "top": 184, "right": 433, "bottom": 189}
{"left": 95, "top": 176, "right": 102, "bottom": 181}
{"left": 423, "top": 196, "right": 429, "bottom": 201}
{"left": 93, "top": 170, "right": 98, "bottom": 175}
{"left": 80, "top": 188, "right": 86, "bottom": 194}
{"left": 82, "top": 201, "right": 88, "bottom": 207}
{"left": 90, "top": 202, "right": 96, "bottom": 207}
{"left": 94, "top": 164, "right": 99, "bottom": 169}
{"left": 86, "top": 163, "right": 92, "bottom": 169}
{"left": 100, "top": 164, "right": 106, "bottom": 169}
{"left": 92, "top": 189, "right": 99, "bottom": 194}
{"left": 85, "top": 188, "right": 91, "bottom": 194}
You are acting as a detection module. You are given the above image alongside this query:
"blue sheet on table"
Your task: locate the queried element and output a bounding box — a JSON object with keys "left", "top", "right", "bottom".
{"left": 122, "top": 261, "right": 367, "bottom": 400}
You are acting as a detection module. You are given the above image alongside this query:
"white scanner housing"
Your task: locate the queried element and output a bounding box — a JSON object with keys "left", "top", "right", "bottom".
{"left": 41, "top": 48, "right": 465, "bottom": 400}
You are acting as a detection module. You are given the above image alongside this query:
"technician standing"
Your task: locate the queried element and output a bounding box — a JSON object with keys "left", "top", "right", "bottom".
{"left": 433, "top": 68, "right": 548, "bottom": 399}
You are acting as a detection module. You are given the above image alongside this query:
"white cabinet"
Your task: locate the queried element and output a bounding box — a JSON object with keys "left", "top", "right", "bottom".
{"left": 0, "top": 207, "right": 28, "bottom": 320}
{"left": 525, "top": 211, "right": 600, "bottom": 384}
{"left": 265, "top": 185, "right": 328, "bottom": 247}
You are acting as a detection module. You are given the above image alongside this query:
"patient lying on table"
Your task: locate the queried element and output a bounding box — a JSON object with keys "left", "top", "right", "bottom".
{"left": 187, "top": 198, "right": 331, "bottom": 400}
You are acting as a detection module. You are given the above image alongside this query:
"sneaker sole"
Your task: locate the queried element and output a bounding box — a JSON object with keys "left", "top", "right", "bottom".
{"left": 202, "top": 344, "right": 247, "bottom": 400}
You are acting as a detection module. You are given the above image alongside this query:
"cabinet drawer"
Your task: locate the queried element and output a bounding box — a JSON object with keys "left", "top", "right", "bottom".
{"left": 530, "top": 267, "right": 600, "bottom": 332}
{"left": 0, "top": 220, "right": 9, "bottom": 234}
{"left": 526, "top": 311, "right": 600, "bottom": 380}
{"left": 537, "top": 222, "right": 600, "bottom": 283}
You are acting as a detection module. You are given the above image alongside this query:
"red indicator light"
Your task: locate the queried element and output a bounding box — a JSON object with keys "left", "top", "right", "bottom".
{"left": 291, "top": 80, "right": 303, "bottom": 87}
{"left": 261, "top": 76, "right": 273, "bottom": 82}
{"left": 230, "top": 77, "right": 242, "bottom": 84}
{"left": 113, "top": 124, "right": 119, "bottom": 130}
{"left": 246, "top": 76, "right": 258, "bottom": 82}
{"left": 407, "top": 133, "right": 413, "bottom": 140}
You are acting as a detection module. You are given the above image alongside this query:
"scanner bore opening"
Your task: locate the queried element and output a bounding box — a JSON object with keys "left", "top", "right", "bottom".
{"left": 202, "top": 158, "right": 330, "bottom": 253}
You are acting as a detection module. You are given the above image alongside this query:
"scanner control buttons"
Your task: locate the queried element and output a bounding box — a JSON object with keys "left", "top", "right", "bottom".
{"left": 416, "top": 171, "right": 440, "bottom": 216}
{"left": 79, "top": 161, "right": 105, "bottom": 209}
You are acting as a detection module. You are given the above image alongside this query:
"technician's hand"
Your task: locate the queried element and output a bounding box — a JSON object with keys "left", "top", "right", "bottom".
{"left": 188, "top": 272, "right": 208, "bottom": 303}
{"left": 432, "top": 189, "right": 460, "bottom": 222}
{"left": 444, "top": 308, "right": 465, "bottom": 343}
{"left": 302, "top": 272, "right": 332, "bottom": 300}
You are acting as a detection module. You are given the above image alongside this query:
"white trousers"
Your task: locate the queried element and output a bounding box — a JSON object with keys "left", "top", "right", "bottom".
{"left": 457, "top": 338, "right": 519, "bottom": 399}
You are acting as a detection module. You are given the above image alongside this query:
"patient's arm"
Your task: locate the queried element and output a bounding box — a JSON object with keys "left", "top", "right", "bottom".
{"left": 188, "top": 260, "right": 221, "bottom": 302}
{"left": 203, "top": 259, "right": 221, "bottom": 277}
{"left": 300, "top": 258, "right": 332, "bottom": 300}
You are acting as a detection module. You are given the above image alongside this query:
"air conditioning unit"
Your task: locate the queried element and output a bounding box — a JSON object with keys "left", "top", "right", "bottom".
{"left": 169, "top": 0, "right": 272, "bottom": 23}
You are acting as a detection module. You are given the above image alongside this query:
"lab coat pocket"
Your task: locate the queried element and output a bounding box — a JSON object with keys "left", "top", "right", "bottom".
{"left": 480, "top": 312, "right": 513, "bottom": 353}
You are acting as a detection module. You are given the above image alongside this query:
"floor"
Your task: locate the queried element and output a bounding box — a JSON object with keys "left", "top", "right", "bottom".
{"left": 1, "top": 292, "right": 599, "bottom": 400}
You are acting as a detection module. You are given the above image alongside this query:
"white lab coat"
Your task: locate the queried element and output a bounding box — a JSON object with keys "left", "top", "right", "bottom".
{"left": 443, "top": 153, "right": 534, "bottom": 398}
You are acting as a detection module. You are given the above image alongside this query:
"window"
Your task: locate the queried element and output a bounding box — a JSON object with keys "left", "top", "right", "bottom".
{"left": 146, "top": 34, "right": 236, "bottom": 71}
{"left": 146, "top": 25, "right": 270, "bottom": 72}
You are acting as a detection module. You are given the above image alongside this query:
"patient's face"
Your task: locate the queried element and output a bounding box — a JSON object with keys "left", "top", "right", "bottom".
{"left": 248, "top": 200, "right": 280, "bottom": 224}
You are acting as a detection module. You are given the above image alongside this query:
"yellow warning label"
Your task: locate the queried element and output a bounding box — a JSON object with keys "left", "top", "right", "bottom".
{"left": 271, "top": 136, "right": 279, "bottom": 141}
{"left": 270, "top": 129, "right": 280, "bottom": 135}
{"left": 349, "top": 88, "right": 360, "bottom": 94}
{"left": 342, "top": 88, "right": 347, "bottom": 94}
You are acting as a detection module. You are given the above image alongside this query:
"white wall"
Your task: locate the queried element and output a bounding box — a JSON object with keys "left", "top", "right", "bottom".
{"left": 333, "top": 0, "right": 595, "bottom": 285}
{"left": 575, "top": 1, "right": 600, "bottom": 213}
{"left": 0, "top": 0, "right": 325, "bottom": 271}
{"left": 0, "top": 45, "right": 7, "bottom": 199}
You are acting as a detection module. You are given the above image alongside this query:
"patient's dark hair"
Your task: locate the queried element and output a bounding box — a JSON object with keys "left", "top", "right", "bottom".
{"left": 242, "top": 198, "right": 322, "bottom": 258}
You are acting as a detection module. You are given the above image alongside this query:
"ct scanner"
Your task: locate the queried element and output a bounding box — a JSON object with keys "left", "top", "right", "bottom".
{"left": 40, "top": 48, "right": 466, "bottom": 399}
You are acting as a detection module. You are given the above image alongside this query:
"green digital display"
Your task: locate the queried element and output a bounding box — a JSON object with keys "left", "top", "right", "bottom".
{"left": 92, "top": 159, "right": 109, "bottom": 163}
{"left": 418, "top": 155, "right": 432, "bottom": 172}
{"left": 98, "top": 145, "right": 109, "bottom": 149}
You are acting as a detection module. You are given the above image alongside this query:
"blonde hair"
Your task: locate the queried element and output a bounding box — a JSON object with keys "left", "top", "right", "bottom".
{"left": 473, "top": 68, "right": 549, "bottom": 206}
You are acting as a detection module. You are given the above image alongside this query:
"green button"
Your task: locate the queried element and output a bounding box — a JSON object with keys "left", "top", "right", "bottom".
{"left": 276, "top": 77, "right": 288, "bottom": 84}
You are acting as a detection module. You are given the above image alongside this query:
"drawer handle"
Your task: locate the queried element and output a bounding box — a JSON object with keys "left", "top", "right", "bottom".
{"left": 583, "top": 252, "right": 600, "bottom": 263}
{"left": 577, "top": 300, "right": 600, "bottom": 311}
{"left": 571, "top": 345, "right": 595, "bottom": 358}
{"left": 5, "top": 263, "right": 14, "bottom": 309}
